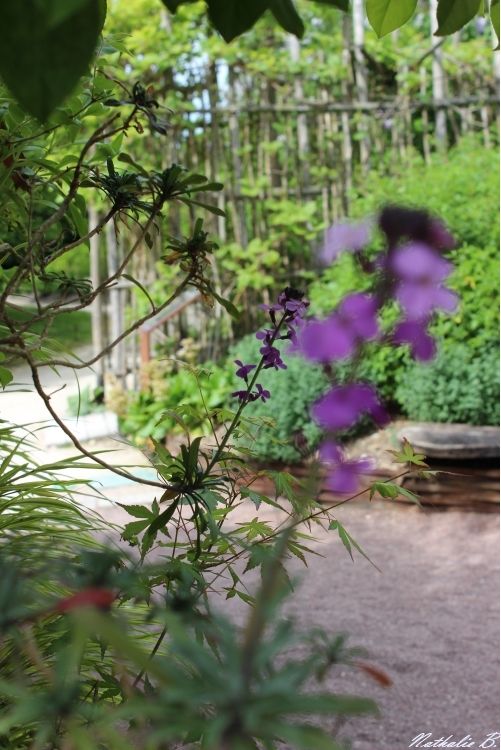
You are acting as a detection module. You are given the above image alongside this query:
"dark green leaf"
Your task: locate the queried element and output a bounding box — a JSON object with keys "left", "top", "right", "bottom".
{"left": 179, "top": 197, "right": 226, "bottom": 216}
{"left": 211, "top": 289, "right": 240, "bottom": 318}
{"left": 436, "top": 0, "right": 482, "bottom": 36}
{"left": 366, "top": 0, "right": 418, "bottom": 37}
{"left": 0, "top": 0, "right": 107, "bottom": 121}
{"left": 145, "top": 499, "right": 179, "bottom": 538}
{"left": 271, "top": 0, "right": 305, "bottom": 37}
{"left": 206, "top": 0, "right": 270, "bottom": 42}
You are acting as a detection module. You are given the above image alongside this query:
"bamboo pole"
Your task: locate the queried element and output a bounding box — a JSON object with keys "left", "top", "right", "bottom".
{"left": 429, "top": 0, "right": 447, "bottom": 149}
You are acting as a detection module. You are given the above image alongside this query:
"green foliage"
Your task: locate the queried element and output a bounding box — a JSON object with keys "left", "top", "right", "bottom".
{"left": 0, "top": 0, "right": 106, "bottom": 120}
{"left": 67, "top": 384, "right": 105, "bottom": 417}
{"left": 5, "top": 307, "right": 92, "bottom": 349}
{"left": 396, "top": 344, "right": 500, "bottom": 425}
{"left": 229, "top": 334, "right": 328, "bottom": 463}
{"left": 119, "top": 363, "right": 233, "bottom": 442}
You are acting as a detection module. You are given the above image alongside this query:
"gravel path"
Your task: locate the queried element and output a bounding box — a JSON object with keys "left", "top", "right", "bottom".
{"left": 102, "top": 493, "right": 499, "bottom": 750}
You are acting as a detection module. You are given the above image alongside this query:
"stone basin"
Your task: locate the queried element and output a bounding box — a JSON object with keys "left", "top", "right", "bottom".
{"left": 397, "top": 422, "right": 500, "bottom": 460}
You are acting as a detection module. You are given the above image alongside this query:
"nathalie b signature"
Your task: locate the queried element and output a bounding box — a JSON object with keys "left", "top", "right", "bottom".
{"left": 409, "top": 733, "right": 501, "bottom": 748}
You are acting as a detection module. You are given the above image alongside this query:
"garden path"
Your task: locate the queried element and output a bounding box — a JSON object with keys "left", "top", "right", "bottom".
{"left": 98, "top": 484, "right": 499, "bottom": 750}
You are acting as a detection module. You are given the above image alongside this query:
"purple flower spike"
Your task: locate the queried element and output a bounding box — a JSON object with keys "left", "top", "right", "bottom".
{"left": 312, "top": 383, "right": 389, "bottom": 431}
{"left": 319, "top": 441, "right": 374, "bottom": 494}
{"left": 320, "top": 221, "right": 371, "bottom": 265}
{"left": 393, "top": 320, "right": 437, "bottom": 362}
{"left": 234, "top": 359, "right": 256, "bottom": 380}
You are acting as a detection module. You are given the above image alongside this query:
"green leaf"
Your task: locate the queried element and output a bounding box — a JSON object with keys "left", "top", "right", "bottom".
{"left": 329, "top": 520, "right": 381, "bottom": 571}
{"left": 179, "top": 197, "right": 226, "bottom": 216}
{"left": 145, "top": 499, "right": 179, "bottom": 538}
{"left": 436, "top": 0, "right": 482, "bottom": 36}
{"left": 0, "top": 0, "right": 106, "bottom": 121}
{"left": 206, "top": 0, "right": 270, "bottom": 42}
{"left": 271, "top": 0, "right": 305, "bottom": 37}
{"left": 366, "top": 0, "right": 418, "bottom": 37}
{"left": 369, "top": 481, "right": 400, "bottom": 499}
{"left": 0, "top": 367, "right": 13, "bottom": 388}
{"left": 208, "top": 287, "right": 240, "bottom": 318}
{"left": 491, "top": 0, "right": 500, "bottom": 47}
{"left": 116, "top": 503, "right": 152, "bottom": 519}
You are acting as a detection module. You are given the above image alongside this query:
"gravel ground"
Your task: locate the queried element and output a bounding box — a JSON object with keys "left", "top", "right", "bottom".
{"left": 103, "top": 494, "right": 499, "bottom": 750}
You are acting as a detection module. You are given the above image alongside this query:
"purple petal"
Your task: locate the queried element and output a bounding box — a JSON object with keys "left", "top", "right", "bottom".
{"left": 396, "top": 281, "right": 436, "bottom": 320}
{"left": 325, "top": 457, "right": 375, "bottom": 494}
{"left": 312, "top": 383, "right": 385, "bottom": 431}
{"left": 391, "top": 242, "right": 452, "bottom": 283}
{"left": 320, "top": 221, "right": 371, "bottom": 265}
{"left": 393, "top": 320, "right": 436, "bottom": 362}
{"left": 296, "top": 316, "right": 355, "bottom": 363}
{"left": 338, "top": 293, "right": 379, "bottom": 339}
{"left": 319, "top": 440, "right": 344, "bottom": 464}
{"left": 434, "top": 286, "right": 458, "bottom": 313}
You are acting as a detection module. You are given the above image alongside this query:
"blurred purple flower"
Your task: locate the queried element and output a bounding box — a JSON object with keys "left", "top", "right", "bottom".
{"left": 294, "top": 293, "right": 379, "bottom": 364}
{"left": 234, "top": 359, "right": 256, "bottom": 380}
{"left": 391, "top": 242, "right": 458, "bottom": 321}
{"left": 294, "top": 316, "right": 353, "bottom": 362}
{"left": 319, "top": 441, "right": 374, "bottom": 494}
{"left": 396, "top": 282, "right": 458, "bottom": 320}
{"left": 320, "top": 221, "right": 371, "bottom": 265}
{"left": 391, "top": 242, "right": 452, "bottom": 282}
{"left": 428, "top": 219, "right": 455, "bottom": 250}
{"left": 392, "top": 320, "right": 436, "bottom": 362}
{"left": 338, "top": 293, "right": 379, "bottom": 339}
{"left": 312, "top": 383, "right": 389, "bottom": 431}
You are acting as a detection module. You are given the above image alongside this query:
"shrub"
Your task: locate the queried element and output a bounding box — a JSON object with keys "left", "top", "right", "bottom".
{"left": 119, "top": 362, "right": 233, "bottom": 442}
{"left": 396, "top": 344, "right": 500, "bottom": 425}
